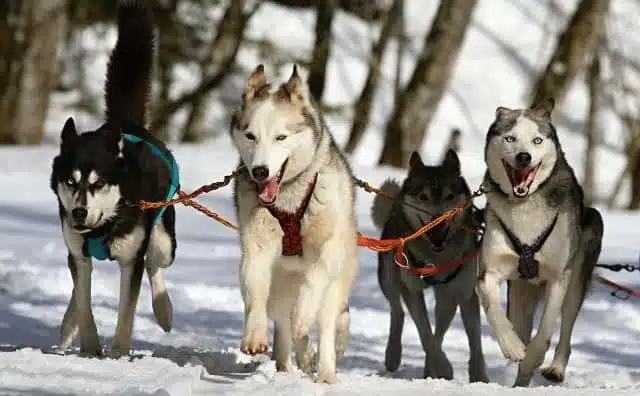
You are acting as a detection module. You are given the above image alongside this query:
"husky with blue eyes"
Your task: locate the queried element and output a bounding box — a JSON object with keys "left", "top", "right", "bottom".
{"left": 477, "top": 98, "right": 604, "bottom": 387}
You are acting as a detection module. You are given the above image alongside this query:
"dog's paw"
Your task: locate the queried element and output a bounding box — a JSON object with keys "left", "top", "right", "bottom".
{"left": 79, "top": 339, "right": 102, "bottom": 357}
{"left": 315, "top": 370, "right": 337, "bottom": 384}
{"left": 541, "top": 365, "right": 565, "bottom": 383}
{"left": 522, "top": 335, "right": 551, "bottom": 368}
{"left": 240, "top": 327, "right": 269, "bottom": 356}
{"left": 496, "top": 330, "right": 526, "bottom": 361}
{"left": 424, "top": 349, "right": 453, "bottom": 380}
{"left": 105, "top": 347, "right": 130, "bottom": 360}
{"left": 152, "top": 292, "right": 173, "bottom": 333}
{"left": 275, "top": 359, "right": 293, "bottom": 373}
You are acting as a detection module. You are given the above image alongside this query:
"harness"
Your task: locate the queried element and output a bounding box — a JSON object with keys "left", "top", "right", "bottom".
{"left": 266, "top": 173, "right": 318, "bottom": 256}
{"left": 496, "top": 214, "right": 558, "bottom": 279}
{"left": 86, "top": 131, "right": 180, "bottom": 260}
{"left": 404, "top": 248, "right": 465, "bottom": 286}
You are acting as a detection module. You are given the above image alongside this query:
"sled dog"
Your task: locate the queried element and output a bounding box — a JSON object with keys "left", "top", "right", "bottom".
{"left": 476, "top": 97, "right": 604, "bottom": 386}
{"left": 230, "top": 64, "right": 359, "bottom": 383}
{"left": 50, "top": 0, "right": 177, "bottom": 357}
{"left": 372, "top": 149, "right": 489, "bottom": 382}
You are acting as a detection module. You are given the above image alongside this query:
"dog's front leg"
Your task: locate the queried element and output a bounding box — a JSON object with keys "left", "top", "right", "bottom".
{"left": 60, "top": 254, "right": 79, "bottom": 350}
{"left": 73, "top": 254, "right": 101, "bottom": 356}
{"left": 239, "top": 234, "right": 279, "bottom": 356}
{"left": 62, "top": 225, "right": 101, "bottom": 356}
{"left": 110, "top": 256, "right": 145, "bottom": 358}
{"left": 477, "top": 267, "right": 526, "bottom": 362}
{"left": 514, "top": 270, "right": 571, "bottom": 387}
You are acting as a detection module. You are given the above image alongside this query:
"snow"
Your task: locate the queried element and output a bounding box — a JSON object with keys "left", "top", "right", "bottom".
{"left": 1, "top": 0, "right": 640, "bottom": 394}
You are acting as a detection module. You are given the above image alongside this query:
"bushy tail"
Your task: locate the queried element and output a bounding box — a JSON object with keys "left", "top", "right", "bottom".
{"left": 105, "top": 0, "right": 154, "bottom": 128}
{"left": 371, "top": 179, "right": 401, "bottom": 229}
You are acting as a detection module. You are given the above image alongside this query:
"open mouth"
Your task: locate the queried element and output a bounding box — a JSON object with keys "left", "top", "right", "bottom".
{"left": 257, "top": 159, "right": 288, "bottom": 206}
{"left": 502, "top": 160, "right": 539, "bottom": 198}
{"left": 73, "top": 225, "right": 92, "bottom": 233}
{"left": 419, "top": 214, "right": 450, "bottom": 252}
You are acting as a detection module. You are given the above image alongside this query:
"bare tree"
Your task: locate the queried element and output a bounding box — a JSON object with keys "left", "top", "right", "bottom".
{"left": 150, "top": 0, "right": 258, "bottom": 137}
{"left": 378, "top": 0, "right": 477, "bottom": 167}
{"left": 344, "top": 0, "right": 401, "bottom": 154}
{"left": 307, "top": 0, "right": 339, "bottom": 101}
{"left": 0, "top": 0, "right": 68, "bottom": 144}
{"left": 530, "top": 0, "right": 610, "bottom": 107}
{"left": 583, "top": 50, "right": 602, "bottom": 206}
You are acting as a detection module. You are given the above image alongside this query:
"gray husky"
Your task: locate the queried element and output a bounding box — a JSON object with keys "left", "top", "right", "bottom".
{"left": 371, "top": 149, "right": 489, "bottom": 382}
{"left": 476, "top": 97, "right": 604, "bottom": 387}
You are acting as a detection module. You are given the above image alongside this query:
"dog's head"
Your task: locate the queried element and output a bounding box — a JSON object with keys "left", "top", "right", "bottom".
{"left": 485, "top": 97, "right": 559, "bottom": 199}
{"left": 230, "top": 64, "right": 323, "bottom": 206}
{"left": 401, "top": 150, "right": 471, "bottom": 252}
{"left": 51, "top": 117, "right": 125, "bottom": 233}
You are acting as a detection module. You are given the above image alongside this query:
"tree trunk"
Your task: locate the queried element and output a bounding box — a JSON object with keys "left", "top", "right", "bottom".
{"left": 0, "top": 0, "right": 67, "bottom": 145}
{"left": 378, "top": 0, "right": 477, "bottom": 168}
{"left": 530, "top": 0, "right": 610, "bottom": 107}
{"left": 344, "top": 0, "right": 401, "bottom": 154}
{"left": 582, "top": 49, "right": 602, "bottom": 207}
{"left": 307, "top": 0, "right": 338, "bottom": 101}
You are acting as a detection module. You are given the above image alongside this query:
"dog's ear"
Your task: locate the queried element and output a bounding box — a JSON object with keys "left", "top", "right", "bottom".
{"left": 408, "top": 151, "right": 425, "bottom": 172}
{"left": 495, "top": 106, "right": 516, "bottom": 120}
{"left": 530, "top": 97, "right": 555, "bottom": 118}
{"left": 243, "top": 64, "right": 268, "bottom": 102}
{"left": 60, "top": 117, "right": 78, "bottom": 149}
{"left": 276, "top": 64, "right": 309, "bottom": 105}
{"left": 442, "top": 149, "right": 461, "bottom": 175}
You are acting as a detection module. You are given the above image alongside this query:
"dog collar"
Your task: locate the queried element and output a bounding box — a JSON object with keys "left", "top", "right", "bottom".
{"left": 266, "top": 173, "right": 318, "bottom": 257}
{"left": 85, "top": 129, "right": 180, "bottom": 261}
{"left": 495, "top": 213, "right": 558, "bottom": 279}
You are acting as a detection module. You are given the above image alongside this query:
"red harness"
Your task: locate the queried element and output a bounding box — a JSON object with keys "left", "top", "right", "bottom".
{"left": 266, "top": 173, "right": 318, "bottom": 256}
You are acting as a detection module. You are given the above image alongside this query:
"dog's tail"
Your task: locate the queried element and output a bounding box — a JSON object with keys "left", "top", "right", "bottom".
{"left": 104, "top": 0, "right": 154, "bottom": 128}
{"left": 371, "top": 179, "right": 401, "bottom": 230}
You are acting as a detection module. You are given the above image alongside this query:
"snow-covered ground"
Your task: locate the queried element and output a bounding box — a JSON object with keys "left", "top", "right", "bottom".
{"left": 2, "top": 0, "right": 640, "bottom": 394}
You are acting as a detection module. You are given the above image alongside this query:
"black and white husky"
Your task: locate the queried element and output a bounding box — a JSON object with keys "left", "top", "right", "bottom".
{"left": 50, "top": 0, "right": 178, "bottom": 357}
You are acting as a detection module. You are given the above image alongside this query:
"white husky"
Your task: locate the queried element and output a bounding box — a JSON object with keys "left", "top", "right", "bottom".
{"left": 230, "top": 64, "right": 359, "bottom": 383}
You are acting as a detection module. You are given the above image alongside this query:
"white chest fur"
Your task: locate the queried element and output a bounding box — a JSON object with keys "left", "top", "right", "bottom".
{"left": 483, "top": 193, "right": 577, "bottom": 281}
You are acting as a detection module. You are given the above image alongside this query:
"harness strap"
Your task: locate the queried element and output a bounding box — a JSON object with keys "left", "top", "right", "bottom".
{"left": 267, "top": 173, "right": 318, "bottom": 256}
{"left": 496, "top": 213, "right": 558, "bottom": 279}
{"left": 86, "top": 131, "right": 180, "bottom": 261}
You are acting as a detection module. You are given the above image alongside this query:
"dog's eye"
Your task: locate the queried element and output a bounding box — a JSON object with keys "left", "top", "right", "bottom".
{"left": 418, "top": 193, "right": 429, "bottom": 201}
{"left": 65, "top": 178, "right": 75, "bottom": 186}
{"left": 533, "top": 137, "right": 543, "bottom": 145}
{"left": 444, "top": 193, "right": 455, "bottom": 201}
{"left": 93, "top": 179, "right": 106, "bottom": 189}
{"left": 245, "top": 133, "right": 256, "bottom": 141}
{"left": 275, "top": 135, "right": 287, "bottom": 141}
{"left": 504, "top": 136, "right": 515, "bottom": 143}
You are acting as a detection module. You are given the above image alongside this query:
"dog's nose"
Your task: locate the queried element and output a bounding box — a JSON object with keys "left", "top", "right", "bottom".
{"left": 71, "top": 207, "right": 88, "bottom": 222}
{"left": 515, "top": 152, "right": 532, "bottom": 167}
{"left": 251, "top": 166, "right": 269, "bottom": 182}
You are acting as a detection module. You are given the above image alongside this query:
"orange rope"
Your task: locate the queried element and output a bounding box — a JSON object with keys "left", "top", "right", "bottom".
{"left": 135, "top": 171, "right": 478, "bottom": 274}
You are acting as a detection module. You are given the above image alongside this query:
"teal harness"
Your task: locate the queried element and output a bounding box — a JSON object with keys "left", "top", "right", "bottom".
{"left": 86, "top": 132, "right": 180, "bottom": 260}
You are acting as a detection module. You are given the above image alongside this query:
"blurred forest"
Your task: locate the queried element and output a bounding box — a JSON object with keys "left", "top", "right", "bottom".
{"left": 1, "top": 0, "right": 639, "bottom": 208}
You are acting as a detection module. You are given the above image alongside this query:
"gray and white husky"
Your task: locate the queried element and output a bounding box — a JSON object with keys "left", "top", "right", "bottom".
{"left": 230, "top": 65, "right": 359, "bottom": 383}
{"left": 49, "top": 1, "right": 176, "bottom": 357}
{"left": 371, "top": 149, "right": 489, "bottom": 382}
{"left": 477, "top": 98, "right": 604, "bottom": 387}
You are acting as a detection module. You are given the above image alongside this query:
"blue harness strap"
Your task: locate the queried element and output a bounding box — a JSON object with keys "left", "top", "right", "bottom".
{"left": 86, "top": 132, "right": 180, "bottom": 260}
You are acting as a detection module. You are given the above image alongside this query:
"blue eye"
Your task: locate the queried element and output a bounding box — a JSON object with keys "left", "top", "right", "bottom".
{"left": 505, "top": 136, "right": 515, "bottom": 143}
{"left": 533, "top": 137, "right": 543, "bottom": 144}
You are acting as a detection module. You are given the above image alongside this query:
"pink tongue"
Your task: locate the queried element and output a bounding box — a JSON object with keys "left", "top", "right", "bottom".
{"left": 258, "top": 178, "right": 280, "bottom": 203}
{"left": 513, "top": 168, "right": 536, "bottom": 193}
